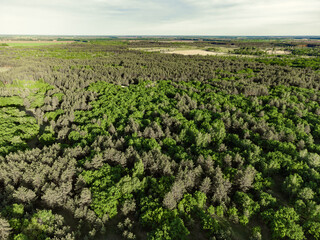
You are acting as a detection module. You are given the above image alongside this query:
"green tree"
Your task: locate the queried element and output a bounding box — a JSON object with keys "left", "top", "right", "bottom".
{"left": 265, "top": 207, "right": 305, "bottom": 240}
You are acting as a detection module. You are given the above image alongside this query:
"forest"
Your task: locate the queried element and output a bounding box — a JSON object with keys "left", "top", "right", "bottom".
{"left": 0, "top": 37, "right": 320, "bottom": 239}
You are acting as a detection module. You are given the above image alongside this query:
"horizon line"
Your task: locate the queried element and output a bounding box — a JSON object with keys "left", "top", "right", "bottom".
{"left": 0, "top": 34, "right": 320, "bottom": 37}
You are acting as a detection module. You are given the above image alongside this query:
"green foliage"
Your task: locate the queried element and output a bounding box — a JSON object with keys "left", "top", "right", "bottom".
{"left": 149, "top": 217, "right": 190, "bottom": 240}
{"left": 82, "top": 162, "right": 146, "bottom": 219}
{"left": 11, "top": 204, "right": 24, "bottom": 217}
{"left": 259, "top": 192, "right": 277, "bottom": 208}
{"left": 23, "top": 210, "right": 55, "bottom": 239}
{"left": 0, "top": 106, "right": 39, "bottom": 155}
{"left": 235, "top": 192, "right": 260, "bottom": 223}
{"left": 0, "top": 96, "right": 24, "bottom": 107}
{"left": 1, "top": 205, "right": 69, "bottom": 240}
{"left": 290, "top": 47, "right": 320, "bottom": 57}
{"left": 14, "top": 234, "right": 29, "bottom": 240}
{"left": 39, "top": 132, "right": 56, "bottom": 144}
{"left": 1, "top": 39, "right": 320, "bottom": 239}
{"left": 45, "top": 109, "right": 64, "bottom": 121}
{"left": 233, "top": 47, "right": 266, "bottom": 56}
{"left": 82, "top": 163, "right": 124, "bottom": 218}
{"left": 257, "top": 56, "right": 320, "bottom": 70}
{"left": 178, "top": 192, "right": 207, "bottom": 218}
{"left": 264, "top": 207, "right": 305, "bottom": 240}
{"left": 305, "top": 221, "right": 320, "bottom": 239}
{"left": 283, "top": 173, "right": 304, "bottom": 197}
{"left": 140, "top": 196, "right": 190, "bottom": 240}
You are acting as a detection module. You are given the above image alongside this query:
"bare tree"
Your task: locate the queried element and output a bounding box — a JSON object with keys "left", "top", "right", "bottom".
{"left": 212, "top": 167, "right": 232, "bottom": 204}
{"left": 0, "top": 218, "right": 11, "bottom": 240}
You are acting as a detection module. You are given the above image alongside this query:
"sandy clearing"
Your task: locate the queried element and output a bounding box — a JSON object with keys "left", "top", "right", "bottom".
{"left": 165, "top": 49, "right": 228, "bottom": 56}
{"left": 130, "top": 48, "right": 229, "bottom": 56}
{"left": 132, "top": 47, "right": 257, "bottom": 58}
{"left": 165, "top": 49, "right": 258, "bottom": 58}
{"left": 165, "top": 49, "right": 226, "bottom": 56}
{"left": 266, "top": 50, "right": 291, "bottom": 55}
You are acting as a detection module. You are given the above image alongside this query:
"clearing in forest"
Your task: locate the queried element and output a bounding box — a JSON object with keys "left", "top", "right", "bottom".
{"left": 165, "top": 49, "right": 228, "bottom": 56}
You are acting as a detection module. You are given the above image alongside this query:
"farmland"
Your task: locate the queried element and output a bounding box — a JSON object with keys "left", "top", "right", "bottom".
{"left": 0, "top": 37, "right": 320, "bottom": 239}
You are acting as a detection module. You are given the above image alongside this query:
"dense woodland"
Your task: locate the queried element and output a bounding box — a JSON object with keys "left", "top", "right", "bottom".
{"left": 0, "top": 38, "right": 320, "bottom": 239}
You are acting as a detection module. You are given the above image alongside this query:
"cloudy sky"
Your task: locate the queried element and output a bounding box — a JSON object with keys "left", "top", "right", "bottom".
{"left": 0, "top": 0, "right": 319, "bottom": 35}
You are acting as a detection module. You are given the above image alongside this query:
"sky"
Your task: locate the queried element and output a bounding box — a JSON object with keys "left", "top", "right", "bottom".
{"left": 0, "top": 0, "right": 319, "bottom": 36}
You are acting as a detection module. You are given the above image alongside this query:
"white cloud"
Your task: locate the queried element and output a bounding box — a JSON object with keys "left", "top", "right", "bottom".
{"left": 0, "top": 0, "right": 319, "bottom": 35}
